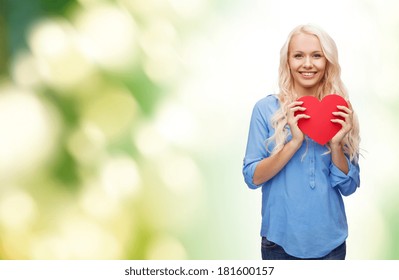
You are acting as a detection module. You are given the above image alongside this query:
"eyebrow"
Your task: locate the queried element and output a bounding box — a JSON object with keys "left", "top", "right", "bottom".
{"left": 291, "top": 50, "right": 323, "bottom": 54}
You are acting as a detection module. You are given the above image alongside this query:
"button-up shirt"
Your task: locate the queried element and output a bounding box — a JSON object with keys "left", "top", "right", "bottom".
{"left": 243, "top": 94, "right": 360, "bottom": 258}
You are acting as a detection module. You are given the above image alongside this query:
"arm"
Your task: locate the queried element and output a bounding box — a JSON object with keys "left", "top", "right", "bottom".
{"left": 243, "top": 99, "right": 309, "bottom": 188}
{"left": 253, "top": 100, "right": 311, "bottom": 185}
{"left": 330, "top": 143, "right": 349, "bottom": 174}
{"left": 329, "top": 101, "right": 360, "bottom": 195}
{"left": 242, "top": 101, "right": 270, "bottom": 189}
{"left": 252, "top": 139, "right": 301, "bottom": 185}
{"left": 330, "top": 102, "right": 355, "bottom": 174}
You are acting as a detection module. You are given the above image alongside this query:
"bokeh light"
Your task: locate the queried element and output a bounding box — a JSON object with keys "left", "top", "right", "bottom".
{"left": 75, "top": 3, "right": 138, "bottom": 72}
{"left": 0, "top": 86, "right": 59, "bottom": 181}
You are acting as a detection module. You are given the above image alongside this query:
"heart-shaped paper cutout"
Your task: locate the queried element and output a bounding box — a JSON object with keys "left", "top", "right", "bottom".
{"left": 295, "top": 95, "right": 348, "bottom": 145}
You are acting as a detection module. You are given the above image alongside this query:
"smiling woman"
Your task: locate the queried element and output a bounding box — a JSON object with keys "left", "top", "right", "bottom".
{"left": 243, "top": 24, "right": 361, "bottom": 260}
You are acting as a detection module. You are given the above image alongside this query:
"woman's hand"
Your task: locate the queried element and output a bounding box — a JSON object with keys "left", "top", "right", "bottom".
{"left": 330, "top": 101, "right": 353, "bottom": 147}
{"left": 286, "top": 101, "right": 310, "bottom": 146}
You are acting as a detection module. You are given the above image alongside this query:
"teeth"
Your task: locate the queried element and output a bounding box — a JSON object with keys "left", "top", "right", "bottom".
{"left": 302, "top": 72, "right": 315, "bottom": 77}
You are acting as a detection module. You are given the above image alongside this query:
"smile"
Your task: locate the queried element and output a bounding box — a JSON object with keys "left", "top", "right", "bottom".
{"left": 299, "top": 72, "right": 317, "bottom": 78}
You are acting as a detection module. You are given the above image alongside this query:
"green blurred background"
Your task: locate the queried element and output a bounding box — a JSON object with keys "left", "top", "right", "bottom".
{"left": 0, "top": 0, "right": 398, "bottom": 259}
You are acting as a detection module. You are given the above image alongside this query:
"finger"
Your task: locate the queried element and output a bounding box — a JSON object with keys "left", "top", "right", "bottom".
{"left": 336, "top": 105, "right": 352, "bottom": 114}
{"left": 295, "top": 114, "right": 310, "bottom": 120}
{"left": 330, "top": 119, "right": 345, "bottom": 126}
{"left": 290, "top": 106, "right": 307, "bottom": 114}
{"left": 332, "top": 111, "right": 349, "bottom": 118}
{"left": 288, "top": 101, "right": 304, "bottom": 109}
{"left": 331, "top": 118, "right": 352, "bottom": 128}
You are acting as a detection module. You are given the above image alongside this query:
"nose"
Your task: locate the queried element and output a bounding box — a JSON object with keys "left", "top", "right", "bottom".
{"left": 303, "top": 56, "right": 312, "bottom": 68}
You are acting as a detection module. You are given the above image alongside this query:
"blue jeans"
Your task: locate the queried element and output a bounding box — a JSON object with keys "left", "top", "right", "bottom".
{"left": 261, "top": 237, "right": 346, "bottom": 260}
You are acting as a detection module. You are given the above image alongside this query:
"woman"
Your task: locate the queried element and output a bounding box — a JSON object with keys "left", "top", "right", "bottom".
{"left": 242, "top": 24, "right": 360, "bottom": 260}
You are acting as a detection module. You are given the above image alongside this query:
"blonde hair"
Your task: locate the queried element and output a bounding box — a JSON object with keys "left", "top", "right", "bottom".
{"left": 267, "top": 24, "right": 360, "bottom": 162}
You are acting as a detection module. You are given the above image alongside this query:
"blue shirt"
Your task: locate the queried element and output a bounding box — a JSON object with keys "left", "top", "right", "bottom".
{"left": 242, "top": 94, "right": 360, "bottom": 258}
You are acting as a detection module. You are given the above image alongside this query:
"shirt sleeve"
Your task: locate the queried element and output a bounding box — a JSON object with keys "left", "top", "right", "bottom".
{"left": 329, "top": 156, "right": 360, "bottom": 196}
{"left": 242, "top": 100, "right": 271, "bottom": 189}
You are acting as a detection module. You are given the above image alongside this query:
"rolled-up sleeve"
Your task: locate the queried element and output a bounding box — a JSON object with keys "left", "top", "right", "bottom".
{"left": 242, "top": 100, "right": 271, "bottom": 189}
{"left": 330, "top": 156, "right": 360, "bottom": 196}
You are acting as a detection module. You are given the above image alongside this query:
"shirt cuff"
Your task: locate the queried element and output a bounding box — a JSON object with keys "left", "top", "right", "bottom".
{"left": 243, "top": 160, "right": 262, "bottom": 189}
{"left": 330, "top": 157, "right": 360, "bottom": 195}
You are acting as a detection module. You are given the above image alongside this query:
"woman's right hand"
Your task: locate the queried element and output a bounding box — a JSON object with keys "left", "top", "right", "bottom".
{"left": 286, "top": 100, "right": 309, "bottom": 146}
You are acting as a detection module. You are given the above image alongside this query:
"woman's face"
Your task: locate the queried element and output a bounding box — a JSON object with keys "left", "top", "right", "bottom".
{"left": 288, "top": 33, "right": 327, "bottom": 96}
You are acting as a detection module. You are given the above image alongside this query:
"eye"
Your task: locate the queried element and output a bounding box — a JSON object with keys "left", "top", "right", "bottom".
{"left": 293, "top": 54, "right": 303, "bottom": 59}
{"left": 313, "top": 53, "right": 323, "bottom": 58}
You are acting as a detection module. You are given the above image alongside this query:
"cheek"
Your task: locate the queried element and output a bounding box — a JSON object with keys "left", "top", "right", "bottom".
{"left": 288, "top": 60, "right": 300, "bottom": 71}
{"left": 315, "top": 60, "right": 327, "bottom": 71}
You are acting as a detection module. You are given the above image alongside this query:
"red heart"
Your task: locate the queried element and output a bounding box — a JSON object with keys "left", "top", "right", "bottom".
{"left": 295, "top": 95, "right": 348, "bottom": 145}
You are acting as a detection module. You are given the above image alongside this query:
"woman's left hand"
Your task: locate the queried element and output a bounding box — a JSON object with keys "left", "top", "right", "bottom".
{"left": 329, "top": 101, "right": 353, "bottom": 147}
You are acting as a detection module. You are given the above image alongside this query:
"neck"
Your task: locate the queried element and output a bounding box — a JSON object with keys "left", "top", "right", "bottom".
{"left": 293, "top": 84, "right": 321, "bottom": 99}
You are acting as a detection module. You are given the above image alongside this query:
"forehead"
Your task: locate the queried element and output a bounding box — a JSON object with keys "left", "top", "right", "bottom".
{"left": 289, "top": 33, "right": 322, "bottom": 52}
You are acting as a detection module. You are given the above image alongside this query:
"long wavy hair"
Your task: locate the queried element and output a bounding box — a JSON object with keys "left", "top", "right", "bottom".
{"left": 267, "top": 24, "right": 360, "bottom": 162}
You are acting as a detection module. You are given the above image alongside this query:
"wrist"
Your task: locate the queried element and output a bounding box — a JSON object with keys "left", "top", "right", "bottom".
{"left": 329, "top": 142, "right": 343, "bottom": 151}
{"left": 288, "top": 138, "right": 303, "bottom": 151}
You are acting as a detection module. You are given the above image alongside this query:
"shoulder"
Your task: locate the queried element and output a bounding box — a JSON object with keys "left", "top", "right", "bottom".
{"left": 253, "top": 94, "right": 280, "bottom": 114}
